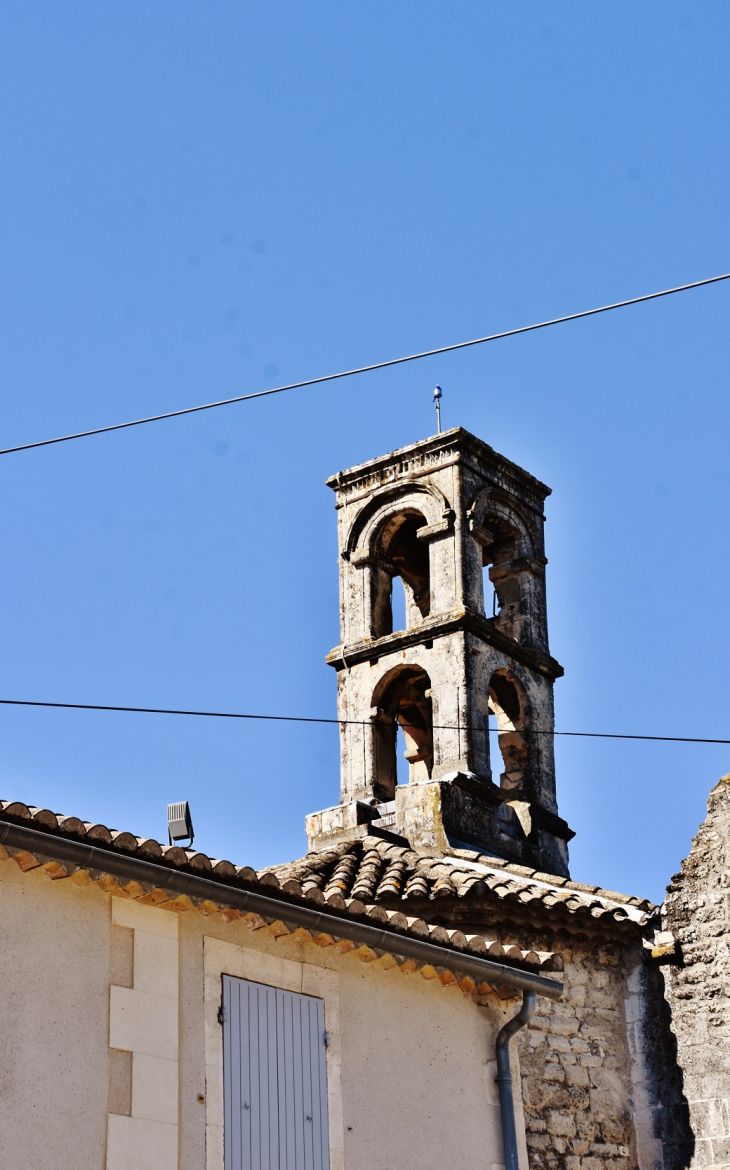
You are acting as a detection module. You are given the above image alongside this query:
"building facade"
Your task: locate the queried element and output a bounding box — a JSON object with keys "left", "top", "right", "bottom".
{"left": 0, "top": 427, "right": 726, "bottom": 1170}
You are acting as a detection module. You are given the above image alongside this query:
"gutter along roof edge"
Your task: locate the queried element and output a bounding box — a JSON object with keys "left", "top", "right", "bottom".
{"left": 0, "top": 818, "right": 563, "bottom": 1001}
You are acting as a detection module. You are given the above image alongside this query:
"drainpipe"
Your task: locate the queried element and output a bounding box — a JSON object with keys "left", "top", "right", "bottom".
{"left": 495, "top": 989, "right": 537, "bottom": 1170}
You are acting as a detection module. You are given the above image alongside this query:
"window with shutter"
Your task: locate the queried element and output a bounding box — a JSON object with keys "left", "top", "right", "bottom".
{"left": 222, "top": 974, "right": 330, "bottom": 1170}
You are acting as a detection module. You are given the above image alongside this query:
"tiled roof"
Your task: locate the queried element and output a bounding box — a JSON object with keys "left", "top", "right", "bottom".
{"left": 268, "top": 837, "right": 656, "bottom": 930}
{"left": 0, "top": 800, "right": 566, "bottom": 996}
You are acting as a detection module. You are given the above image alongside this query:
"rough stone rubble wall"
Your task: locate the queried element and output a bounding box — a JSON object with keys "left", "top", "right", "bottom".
{"left": 662, "top": 775, "right": 730, "bottom": 1169}
{"left": 514, "top": 936, "right": 643, "bottom": 1170}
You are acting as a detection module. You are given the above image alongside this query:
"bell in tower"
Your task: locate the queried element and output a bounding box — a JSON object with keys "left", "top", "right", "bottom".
{"left": 305, "top": 427, "right": 574, "bottom": 877}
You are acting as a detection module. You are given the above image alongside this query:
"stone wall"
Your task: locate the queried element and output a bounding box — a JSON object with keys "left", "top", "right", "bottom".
{"left": 516, "top": 937, "right": 640, "bottom": 1170}
{"left": 661, "top": 775, "right": 730, "bottom": 1169}
{"left": 638, "top": 960, "right": 694, "bottom": 1170}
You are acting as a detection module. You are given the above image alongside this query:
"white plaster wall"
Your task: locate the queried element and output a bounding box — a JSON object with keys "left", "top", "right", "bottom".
{"left": 194, "top": 916, "right": 511, "bottom": 1170}
{"left": 0, "top": 858, "right": 110, "bottom": 1170}
{"left": 335, "top": 956, "right": 510, "bottom": 1170}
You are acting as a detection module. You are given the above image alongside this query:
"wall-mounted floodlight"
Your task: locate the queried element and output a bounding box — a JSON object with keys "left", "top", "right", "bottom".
{"left": 167, "top": 801, "right": 194, "bottom": 847}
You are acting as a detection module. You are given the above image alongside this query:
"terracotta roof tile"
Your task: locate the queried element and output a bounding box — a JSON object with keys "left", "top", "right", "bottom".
{"left": 28, "top": 808, "right": 58, "bottom": 829}
{"left": 4, "top": 802, "right": 31, "bottom": 818}
{"left": 59, "top": 816, "right": 86, "bottom": 835}
{"left": 210, "top": 859, "right": 236, "bottom": 877}
{"left": 269, "top": 835, "right": 655, "bottom": 928}
{"left": 110, "top": 831, "right": 138, "bottom": 851}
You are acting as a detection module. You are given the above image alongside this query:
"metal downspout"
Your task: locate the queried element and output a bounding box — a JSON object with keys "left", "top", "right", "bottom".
{"left": 495, "top": 989, "right": 538, "bottom": 1170}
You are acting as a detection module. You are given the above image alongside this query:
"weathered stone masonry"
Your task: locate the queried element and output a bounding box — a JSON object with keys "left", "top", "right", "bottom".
{"left": 519, "top": 940, "right": 639, "bottom": 1170}
{"left": 660, "top": 776, "right": 730, "bottom": 1170}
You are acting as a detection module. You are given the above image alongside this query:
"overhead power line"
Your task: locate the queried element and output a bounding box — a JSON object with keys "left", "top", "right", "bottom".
{"left": 1, "top": 697, "right": 729, "bottom": 746}
{"left": 2, "top": 271, "right": 728, "bottom": 457}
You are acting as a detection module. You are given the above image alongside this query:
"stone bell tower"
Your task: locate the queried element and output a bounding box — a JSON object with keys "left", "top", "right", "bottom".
{"left": 305, "top": 427, "right": 574, "bottom": 877}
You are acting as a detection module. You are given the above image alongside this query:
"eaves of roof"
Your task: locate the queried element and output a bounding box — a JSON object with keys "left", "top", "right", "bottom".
{"left": 0, "top": 800, "right": 563, "bottom": 1001}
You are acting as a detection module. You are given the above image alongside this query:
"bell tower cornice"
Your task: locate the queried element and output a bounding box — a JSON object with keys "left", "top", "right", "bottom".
{"left": 326, "top": 607, "right": 564, "bottom": 681}
{"left": 327, "top": 427, "right": 551, "bottom": 518}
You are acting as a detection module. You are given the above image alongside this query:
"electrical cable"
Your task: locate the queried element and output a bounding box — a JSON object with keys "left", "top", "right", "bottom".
{"left": 1, "top": 271, "right": 728, "bottom": 457}
{"left": 1, "top": 697, "right": 729, "bottom": 745}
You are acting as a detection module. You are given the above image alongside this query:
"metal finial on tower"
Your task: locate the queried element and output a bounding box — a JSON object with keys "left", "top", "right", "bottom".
{"left": 433, "top": 385, "right": 442, "bottom": 434}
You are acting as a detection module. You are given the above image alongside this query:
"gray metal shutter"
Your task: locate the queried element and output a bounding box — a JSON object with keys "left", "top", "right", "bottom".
{"left": 222, "top": 975, "right": 330, "bottom": 1170}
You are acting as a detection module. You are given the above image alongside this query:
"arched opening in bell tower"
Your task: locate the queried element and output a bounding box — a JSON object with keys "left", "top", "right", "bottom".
{"left": 488, "top": 670, "right": 529, "bottom": 795}
{"left": 391, "top": 577, "right": 408, "bottom": 636}
{"left": 479, "top": 519, "right": 523, "bottom": 638}
{"left": 371, "top": 665, "right": 434, "bottom": 801}
{"left": 372, "top": 512, "right": 431, "bottom": 637}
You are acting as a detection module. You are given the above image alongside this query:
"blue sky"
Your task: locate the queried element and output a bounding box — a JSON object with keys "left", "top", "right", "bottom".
{"left": 1, "top": 2, "right": 728, "bottom": 902}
